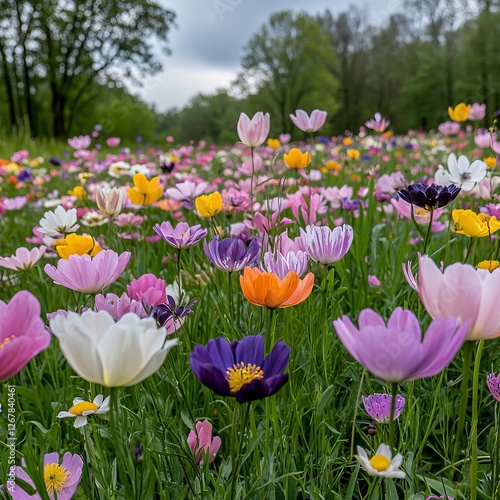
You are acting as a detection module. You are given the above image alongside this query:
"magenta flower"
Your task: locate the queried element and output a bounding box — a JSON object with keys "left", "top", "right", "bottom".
{"left": 333, "top": 307, "right": 469, "bottom": 383}
{"left": 365, "top": 112, "right": 390, "bottom": 133}
{"left": 106, "top": 137, "right": 121, "bottom": 147}
{"left": 187, "top": 420, "right": 222, "bottom": 465}
{"left": 0, "top": 291, "right": 51, "bottom": 381}
{"left": 362, "top": 393, "right": 406, "bottom": 423}
{"left": 127, "top": 273, "right": 167, "bottom": 307}
{"left": 468, "top": 103, "right": 486, "bottom": 121}
{"left": 44, "top": 250, "right": 131, "bottom": 294}
{"left": 11, "top": 452, "right": 83, "bottom": 500}
{"left": 486, "top": 373, "right": 500, "bottom": 402}
{"left": 289, "top": 109, "right": 327, "bottom": 133}
{"left": 299, "top": 224, "right": 353, "bottom": 265}
{"left": 0, "top": 246, "right": 46, "bottom": 271}
{"left": 153, "top": 221, "right": 207, "bottom": 249}
{"left": 418, "top": 255, "right": 500, "bottom": 341}
{"left": 237, "top": 112, "right": 270, "bottom": 147}
{"left": 94, "top": 292, "right": 147, "bottom": 320}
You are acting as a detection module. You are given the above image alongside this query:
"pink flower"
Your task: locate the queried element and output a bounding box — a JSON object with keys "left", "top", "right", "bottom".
{"left": 114, "top": 212, "right": 145, "bottom": 227}
{"left": 68, "top": 135, "right": 91, "bottom": 150}
{"left": 187, "top": 420, "right": 221, "bottom": 465}
{"left": 438, "top": 121, "right": 460, "bottom": 136}
{"left": 491, "top": 134, "right": 500, "bottom": 155}
{"left": 0, "top": 291, "right": 51, "bottom": 381}
{"left": 127, "top": 273, "right": 167, "bottom": 307}
{"left": 0, "top": 246, "right": 46, "bottom": 271}
{"left": 279, "top": 133, "right": 291, "bottom": 144}
{"left": 468, "top": 103, "right": 486, "bottom": 121}
{"left": 11, "top": 150, "right": 29, "bottom": 163}
{"left": 474, "top": 129, "right": 492, "bottom": 148}
{"left": 418, "top": 255, "right": 500, "bottom": 340}
{"left": 290, "top": 109, "right": 327, "bottom": 133}
{"left": 237, "top": 112, "right": 270, "bottom": 147}
{"left": 368, "top": 275, "right": 381, "bottom": 287}
{"left": 106, "top": 137, "right": 121, "bottom": 147}
{"left": 365, "top": 112, "right": 390, "bottom": 133}
{"left": 391, "top": 198, "right": 444, "bottom": 225}
{"left": 1, "top": 196, "right": 27, "bottom": 211}
{"left": 44, "top": 250, "right": 131, "bottom": 294}
{"left": 94, "top": 292, "right": 147, "bottom": 320}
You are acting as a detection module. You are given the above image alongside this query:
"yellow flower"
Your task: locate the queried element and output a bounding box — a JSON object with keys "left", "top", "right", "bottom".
{"left": 343, "top": 137, "right": 353, "bottom": 146}
{"left": 452, "top": 209, "right": 500, "bottom": 237}
{"left": 195, "top": 192, "right": 223, "bottom": 218}
{"left": 484, "top": 156, "right": 497, "bottom": 169}
{"left": 68, "top": 186, "right": 86, "bottom": 201}
{"left": 325, "top": 160, "right": 341, "bottom": 171}
{"left": 284, "top": 148, "right": 311, "bottom": 169}
{"left": 476, "top": 260, "right": 500, "bottom": 272}
{"left": 267, "top": 138, "right": 281, "bottom": 149}
{"left": 448, "top": 103, "right": 471, "bottom": 122}
{"left": 127, "top": 173, "right": 163, "bottom": 206}
{"left": 5, "top": 163, "right": 20, "bottom": 174}
{"left": 347, "top": 149, "right": 360, "bottom": 160}
{"left": 56, "top": 234, "right": 102, "bottom": 259}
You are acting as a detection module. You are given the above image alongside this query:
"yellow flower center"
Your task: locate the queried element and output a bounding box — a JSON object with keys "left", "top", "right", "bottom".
{"left": 0, "top": 335, "right": 16, "bottom": 349}
{"left": 226, "top": 362, "right": 264, "bottom": 393}
{"left": 44, "top": 463, "right": 69, "bottom": 494}
{"left": 369, "top": 454, "right": 391, "bottom": 471}
{"left": 69, "top": 401, "right": 99, "bottom": 416}
{"left": 476, "top": 260, "right": 500, "bottom": 272}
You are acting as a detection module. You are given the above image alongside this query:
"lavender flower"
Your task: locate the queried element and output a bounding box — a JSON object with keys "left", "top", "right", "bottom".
{"left": 263, "top": 250, "right": 309, "bottom": 279}
{"left": 362, "top": 393, "right": 406, "bottom": 424}
{"left": 203, "top": 237, "right": 260, "bottom": 272}
{"left": 487, "top": 373, "right": 500, "bottom": 402}
{"left": 154, "top": 221, "right": 207, "bottom": 249}
{"left": 299, "top": 224, "right": 353, "bottom": 265}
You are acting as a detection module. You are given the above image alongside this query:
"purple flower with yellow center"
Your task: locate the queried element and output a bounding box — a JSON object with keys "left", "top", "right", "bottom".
{"left": 362, "top": 393, "right": 406, "bottom": 424}
{"left": 203, "top": 236, "right": 260, "bottom": 272}
{"left": 189, "top": 334, "right": 290, "bottom": 403}
{"left": 397, "top": 183, "right": 460, "bottom": 211}
{"left": 153, "top": 221, "right": 207, "bottom": 249}
{"left": 487, "top": 373, "right": 500, "bottom": 402}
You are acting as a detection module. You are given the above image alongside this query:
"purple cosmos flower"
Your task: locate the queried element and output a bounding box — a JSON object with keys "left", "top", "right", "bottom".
{"left": 190, "top": 334, "right": 290, "bottom": 403}
{"left": 154, "top": 221, "right": 208, "bottom": 249}
{"left": 262, "top": 250, "right": 309, "bottom": 279}
{"left": 299, "top": 224, "right": 353, "bottom": 265}
{"left": 94, "top": 292, "right": 147, "bottom": 320}
{"left": 203, "top": 236, "right": 260, "bottom": 272}
{"left": 149, "top": 295, "right": 196, "bottom": 335}
{"left": 397, "top": 183, "right": 460, "bottom": 210}
{"left": 362, "top": 393, "right": 406, "bottom": 423}
{"left": 487, "top": 373, "right": 500, "bottom": 402}
{"left": 365, "top": 112, "right": 390, "bottom": 133}
{"left": 11, "top": 452, "right": 83, "bottom": 500}
{"left": 333, "top": 307, "right": 470, "bottom": 383}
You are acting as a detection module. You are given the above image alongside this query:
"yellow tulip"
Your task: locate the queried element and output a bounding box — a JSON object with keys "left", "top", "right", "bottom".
{"left": 68, "top": 186, "right": 86, "bottom": 201}
{"left": 347, "top": 149, "right": 360, "bottom": 160}
{"left": 448, "top": 103, "right": 471, "bottom": 122}
{"left": 484, "top": 156, "right": 497, "bottom": 169}
{"left": 127, "top": 173, "right": 163, "bottom": 206}
{"left": 325, "top": 160, "right": 341, "bottom": 171}
{"left": 195, "top": 192, "right": 223, "bottom": 218}
{"left": 56, "top": 234, "right": 102, "bottom": 259}
{"left": 284, "top": 148, "right": 311, "bottom": 169}
{"left": 343, "top": 137, "right": 352, "bottom": 146}
{"left": 267, "top": 138, "right": 281, "bottom": 149}
{"left": 452, "top": 209, "right": 500, "bottom": 237}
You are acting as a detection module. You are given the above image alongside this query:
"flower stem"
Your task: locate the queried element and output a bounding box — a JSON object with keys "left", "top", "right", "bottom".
{"left": 450, "top": 341, "right": 473, "bottom": 478}
{"left": 470, "top": 340, "right": 484, "bottom": 500}
{"left": 422, "top": 209, "right": 434, "bottom": 254}
{"left": 249, "top": 147, "right": 255, "bottom": 204}
{"left": 230, "top": 402, "right": 240, "bottom": 500}
{"left": 350, "top": 368, "right": 366, "bottom": 460}
{"left": 388, "top": 382, "right": 398, "bottom": 451}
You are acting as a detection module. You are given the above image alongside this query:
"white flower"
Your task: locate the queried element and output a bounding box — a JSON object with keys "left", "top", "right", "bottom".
{"left": 355, "top": 444, "right": 406, "bottom": 479}
{"left": 436, "top": 153, "right": 487, "bottom": 192}
{"left": 49, "top": 311, "right": 178, "bottom": 387}
{"left": 39, "top": 205, "right": 80, "bottom": 238}
{"left": 57, "top": 394, "right": 110, "bottom": 428}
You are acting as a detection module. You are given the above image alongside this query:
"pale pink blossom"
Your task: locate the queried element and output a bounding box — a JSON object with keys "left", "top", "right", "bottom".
{"left": 237, "top": 112, "right": 270, "bottom": 147}
{"left": 290, "top": 109, "right": 327, "bottom": 133}
{"left": 0, "top": 246, "right": 46, "bottom": 271}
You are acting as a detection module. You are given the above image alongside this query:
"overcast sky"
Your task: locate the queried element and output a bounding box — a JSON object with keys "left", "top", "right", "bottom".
{"left": 136, "top": 0, "right": 402, "bottom": 112}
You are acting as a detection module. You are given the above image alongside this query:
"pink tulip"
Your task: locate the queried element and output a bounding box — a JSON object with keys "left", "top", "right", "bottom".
{"left": 468, "top": 103, "right": 486, "bottom": 121}
{"left": 127, "top": 273, "right": 167, "bottom": 307}
{"left": 0, "top": 291, "right": 51, "bottom": 381}
{"left": 0, "top": 246, "right": 46, "bottom": 271}
{"left": 187, "top": 420, "right": 221, "bottom": 465}
{"left": 491, "top": 134, "right": 500, "bottom": 155}
{"left": 68, "top": 135, "right": 91, "bottom": 150}
{"left": 289, "top": 109, "right": 327, "bottom": 133}
{"left": 418, "top": 255, "right": 500, "bottom": 340}
{"left": 474, "top": 129, "right": 492, "bottom": 148}
{"left": 106, "top": 137, "right": 121, "bottom": 147}
{"left": 44, "top": 250, "right": 131, "bottom": 294}
{"left": 237, "top": 112, "right": 270, "bottom": 147}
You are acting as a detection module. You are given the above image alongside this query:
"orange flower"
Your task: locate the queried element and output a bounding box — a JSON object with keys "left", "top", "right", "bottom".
{"left": 240, "top": 267, "right": 314, "bottom": 309}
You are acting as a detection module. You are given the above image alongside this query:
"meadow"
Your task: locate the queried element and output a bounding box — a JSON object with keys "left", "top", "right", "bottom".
{"left": 1, "top": 106, "right": 500, "bottom": 500}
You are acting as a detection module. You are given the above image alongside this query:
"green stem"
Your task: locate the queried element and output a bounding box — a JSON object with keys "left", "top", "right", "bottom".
{"left": 388, "top": 382, "right": 398, "bottom": 451}
{"left": 470, "top": 340, "right": 485, "bottom": 500}
{"left": 228, "top": 272, "right": 234, "bottom": 319}
{"left": 464, "top": 237, "right": 475, "bottom": 264}
{"left": 230, "top": 402, "right": 240, "bottom": 500}
{"left": 450, "top": 341, "right": 473, "bottom": 478}
{"left": 350, "top": 369, "right": 366, "bottom": 460}
{"left": 267, "top": 308, "right": 275, "bottom": 349}
{"left": 422, "top": 209, "right": 434, "bottom": 254}
{"left": 249, "top": 147, "right": 255, "bottom": 203}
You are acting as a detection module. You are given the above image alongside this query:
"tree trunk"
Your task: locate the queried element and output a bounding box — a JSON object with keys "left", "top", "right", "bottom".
{"left": 0, "top": 41, "right": 17, "bottom": 129}
{"left": 52, "top": 85, "right": 66, "bottom": 139}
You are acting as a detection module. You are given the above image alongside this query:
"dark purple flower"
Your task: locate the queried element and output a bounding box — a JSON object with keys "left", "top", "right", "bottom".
{"left": 190, "top": 334, "right": 290, "bottom": 403}
{"left": 203, "top": 237, "right": 260, "bottom": 272}
{"left": 149, "top": 295, "right": 196, "bottom": 328}
{"left": 17, "top": 169, "right": 32, "bottom": 182}
{"left": 397, "top": 183, "right": 460, "bottom": 210}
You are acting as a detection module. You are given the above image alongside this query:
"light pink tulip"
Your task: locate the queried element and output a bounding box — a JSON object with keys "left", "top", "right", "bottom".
{"left": 68, "top": 135, "right": 91, "bottom": 150}
{"left": 468, "top": 103, "right": 486, "bottom": 121}
{"left": 237, "top": 112, "right": 270, "bottom": 147}
{"left": 289, "top": 109, "right": 327, "bottom": 133}
{"left": 106, "top": 137, "right": 121, "bottom": 147}
{"left": 187, "top": 420, "right": 221, "bottom": 465}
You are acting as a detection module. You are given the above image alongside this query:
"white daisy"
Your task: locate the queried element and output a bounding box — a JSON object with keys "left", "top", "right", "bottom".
{"left": 39, "top": 205, "right": 80, "bottom": 238}
{"left": 436, "top": 153, "right": 487, "bottom": 192}
{"left": 355, "top": 443, "right": 406, "bottom": 479}
{"left": 57, "top": 395, "right": 110, "bottom": 428}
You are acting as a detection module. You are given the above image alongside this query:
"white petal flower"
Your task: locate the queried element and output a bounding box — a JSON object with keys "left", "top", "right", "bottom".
{"left": 57, "top": 394, "right": 111, "bottom": 428}
{"left": 445, "top": 153, "right": 487, "bottom": 192}
{"left": 355, "top": 444, "right": 406, "bottom": 479}
{"left": 39, "top": 205, "right": 80, "bottom": 238}
{"left": 50, "top": 311, "right": 178, "bottom": 387}
{"left": 434, "top": 164, "right": 451, "bottom": 186}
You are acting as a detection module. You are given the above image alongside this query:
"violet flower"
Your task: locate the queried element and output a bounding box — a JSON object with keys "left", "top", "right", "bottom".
{"left": 299, "top": 224, "right": 353, "bottom": 265}
{"left": 154, "top": 221, "right": 207, "bottom": 249}
{"left": 362, "top": 393, "right": 406, "bottom": 423}
{"left": 203, "top": 237, "right": 260, "bottom": 272}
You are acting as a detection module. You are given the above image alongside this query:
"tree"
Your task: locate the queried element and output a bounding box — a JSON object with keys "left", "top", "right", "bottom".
{"left": 0, "top": 0, "right": 175, "bottom": 138}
